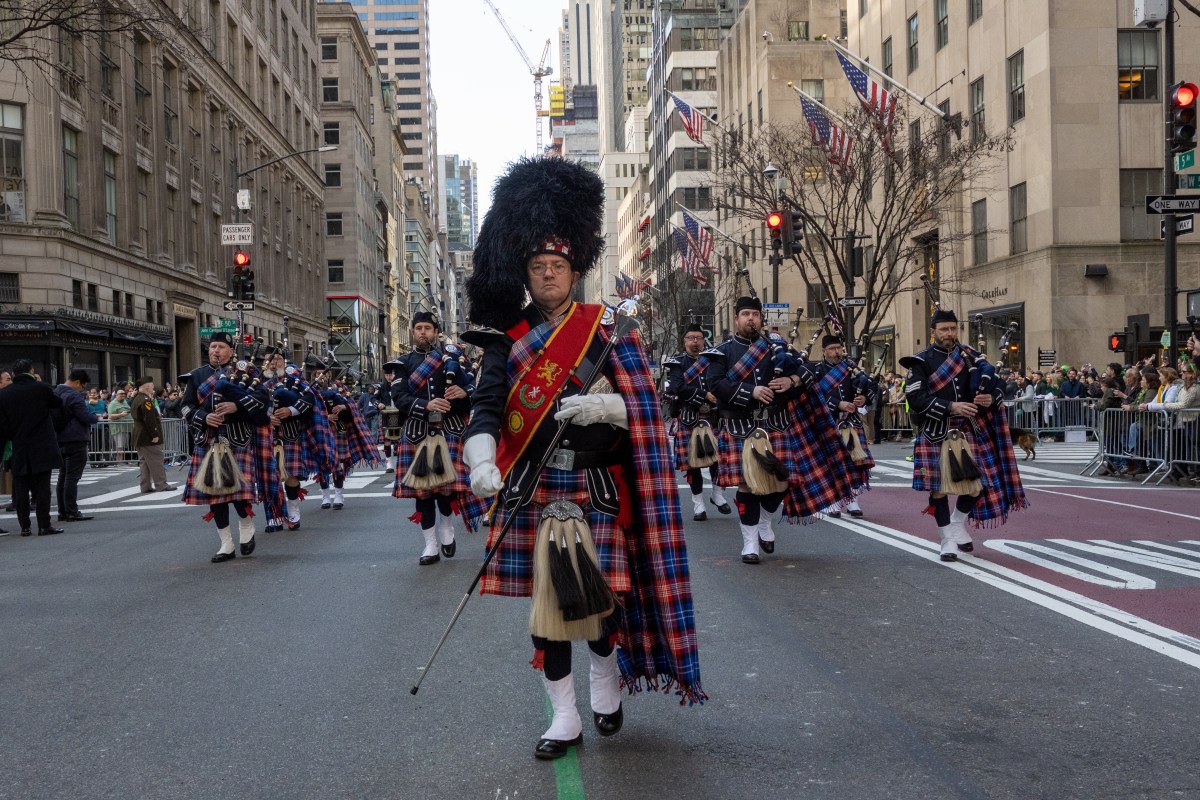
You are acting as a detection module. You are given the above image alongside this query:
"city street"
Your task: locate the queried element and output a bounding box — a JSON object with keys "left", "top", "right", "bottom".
{"left": 3, "top": 443, "right": 1199, "bottom": 800}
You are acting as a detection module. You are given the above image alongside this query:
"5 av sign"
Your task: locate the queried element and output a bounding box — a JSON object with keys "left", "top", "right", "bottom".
{"left": 1145, "top": 195, "right": 1200, "bottom": 214}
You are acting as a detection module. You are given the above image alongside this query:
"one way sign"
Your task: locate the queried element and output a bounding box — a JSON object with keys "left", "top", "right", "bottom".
{"left": 1145, "top": 195, "right": 1200, "bottom": 214}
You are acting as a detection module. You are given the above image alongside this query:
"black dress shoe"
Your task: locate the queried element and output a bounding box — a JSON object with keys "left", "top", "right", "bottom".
{"left": 419, "top": 553, "right": 441, "bottom": 566}
{"left": 441, "top": 540, "right": 456, "bottom": 558}
{"left": 848, "top": 509, "right": 864, "bottom": 518}
{"left": 38, "top": 527, "right": 64, "bottom": 536}
{"left": 593, "top": 705, "right": 623, "bottom": 737}
{"left": 158, "top": 485, "right": 177, "bottom": 491}
{"left": 321, "top": 501, "right": 332, "bottom": 509}
{"left": 333, "top": 502, "right": 344, "bottom": 510}
{"left": 20, "top": 529, "right": 32, "bottom": 537}
{"left": 741, "top": 553, "right": 760, "bottom": 564}
{"left": 534, "top": 733, "right": 583, "bottom": 760}
{"left": 940, "top": 552, "right": 957, "bottom": 562}
{"left": 712, "top": 499, "right": 732, "bottom": 515}
{"left": 826, "top": 511, "right": 842, "bottom": 519}
{"left": 758, "top": 536, "right": 774, "bottom": 554}
{"left": 211, "top": 551, "right": 236, "bottom": 563}
{"left": 693, "top": 510, "right": 707, "bottom": 521}
{"left": 957, "top": 542, "right": 974, "bottom": 553}
{"left": 58, "top": 513, "right": 94, "bottom": 522}
{"left": 240, "top": 538, "right": 256, "bottom": 556}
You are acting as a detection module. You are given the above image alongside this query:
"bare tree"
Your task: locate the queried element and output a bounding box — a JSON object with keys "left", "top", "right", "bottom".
{"left": 639, "top": 246, "right": 742, "bottom": 365}
{"left": 708, "top": 101, "right": 1012, "bottom": 357}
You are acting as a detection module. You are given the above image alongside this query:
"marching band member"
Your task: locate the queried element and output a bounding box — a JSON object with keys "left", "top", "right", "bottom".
{"left": 317, "top": 376, "right": 378, "bottom": 510}
{"left": 812, "top": 335, "right": 875, "bottom": 519}
{"left": 662, "top": 323, "right": 730, "bottom": 520}
{"left": 180, "top": 333, "right": 279, "bottom": 563}
{"left": 390, "top": 312, "right": 476, "bottom": 565}
{"left": 902, "top": 308, "right": 1028, "bottom": 560}
{"left": 460, "top": 157, "right": 703, "bottom": 760}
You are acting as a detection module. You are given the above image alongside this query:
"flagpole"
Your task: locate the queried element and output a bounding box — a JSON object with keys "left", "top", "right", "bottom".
{"left": 788, "top": 83, "right": 853, "bottom": 128}
{"left": 664, "top": 88, "right": 728, "bottom": 132}
{"left": 830, "top": 40, "right": 946, "bottom": 119}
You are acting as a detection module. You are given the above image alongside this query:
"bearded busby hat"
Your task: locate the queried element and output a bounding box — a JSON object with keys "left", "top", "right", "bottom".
{"left": 821, "top": 334, "right": 843, "bottom": 349}
{"left": 467, "top": 157, "right": 605, "bottom": 330}
{"left": 734, "top": 295, "right": 762, "bottom": 314}
{"left": 930, "top": 308, "right": 958, "bottom": 327}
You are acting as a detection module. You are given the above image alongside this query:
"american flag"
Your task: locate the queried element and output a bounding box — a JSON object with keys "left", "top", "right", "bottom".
{"left": 672, "top": 227, "right": 709, "bottom": 287}
{"left": 799, "top": 96, "right": 854, "bottom": 166}
{"left": 672, "top": 96, "right": 706, "bottom": 146}
{"left": 837, "top": 50, "right": 898, "bottom": 132}
{"left": 615, "top": 273, "right": 630, "bottom": 298}
{"left": 681, "top": 210, "right": 713, "bottom": 269}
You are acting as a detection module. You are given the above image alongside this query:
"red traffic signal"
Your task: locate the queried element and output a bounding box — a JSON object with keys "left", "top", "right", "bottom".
{"left": 1175, "top": 82, "right": 1198, "bottom": 108}
{"left": 1170, "top": 81, "right": 1198, "bottom": 154}
{"left": 234, "top": 251, "right": 251, "bottom": 268}
{"left": 766, "top": 211, "right": 783, "bottom": 230}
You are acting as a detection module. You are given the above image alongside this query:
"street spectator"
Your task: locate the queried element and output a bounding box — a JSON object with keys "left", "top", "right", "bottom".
{"left": 0, "top": 358, "right": 64, "bottom": 536}
{"left": 161, "top": 389, "right": 183, "bottom": 418}
{"left": 1060, "top": 369, "right": 1083, "bottom": 399}
{"left": 53, "top": 369, "right": 97, "bottom": 522}
{"left": 85, "top": 388, "right": 107, "bottom": 418}
{"left": 0, "top": 367, "right": 11, "bottom": 529}
{"left": 1000, "top": 368, "right": 1018, "bottom": 401}
{"left": 106, "top": 389, "right": 133, "bottom": 461}
{"left": 886, "top": 376, "right": 905, "bottom": 439}
{"left": 358, "top": 384, "right": 381, "bottom": 439}
{"left": 1121, "top": 368, "right": 1160, "bottom": 475}
{"left": 131, "top": 377, "right": 175, "bottom": 493}
{"left": 1147, "top": 360, "right": 1200, "bottom": 483}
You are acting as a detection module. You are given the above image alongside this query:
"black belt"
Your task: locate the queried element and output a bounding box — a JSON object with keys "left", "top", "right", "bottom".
{"left": 719, "top": 411, "right": 755, "bottom": 420}
{"left": 546, "top": 447, "right": 624, "bottom": 471}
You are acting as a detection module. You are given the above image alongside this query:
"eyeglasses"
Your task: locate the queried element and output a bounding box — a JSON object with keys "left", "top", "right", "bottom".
{"left": 528, "top": 262, "right": 571, "bottom": 276}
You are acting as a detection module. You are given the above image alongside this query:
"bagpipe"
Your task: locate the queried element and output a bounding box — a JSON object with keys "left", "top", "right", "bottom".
{"left": 671, "top": 310, "right": 719, "bottom": 469}
{"left": 732, "top": 268, "right": 790, "bottom": 495}
{"left": 401, "top": 342, "right": 464, "bottom": 492}
{"left": 194, "top": 352, "right": 266, "bottom": 496}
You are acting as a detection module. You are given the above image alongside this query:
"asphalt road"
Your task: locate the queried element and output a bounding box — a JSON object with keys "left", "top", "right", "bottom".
{"left": 2, "top": 444, "right": 1199, "bottom": 800}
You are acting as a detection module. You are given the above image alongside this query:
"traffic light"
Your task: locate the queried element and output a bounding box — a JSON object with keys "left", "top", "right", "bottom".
{"left": 232, "top": 251, "right": 251, "bottom": 300}
{"left": 766, "top": 211, "right": 783, "bottom": 254}
{"left": 234, "top": 250, "right": 251, "bottom": 268}
{"left": 242, "top": 269, "right": 255, "bottom": 301}
{"left": 1108, "top": 332, "right": 1127, "bottom": 352}
{"left": 788, "top": 209, "right": 804, "bottom": 256}
{"left": 1170, "top": 81, "right": 1198, "bottom": 155}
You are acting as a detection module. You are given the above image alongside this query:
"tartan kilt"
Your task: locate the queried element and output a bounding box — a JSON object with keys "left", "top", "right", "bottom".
{"left": 670, "top": 418, "right": 697, "bottom": 471}
{"left": 715, "top": 422, "right": 794, "bottom": 489}
{"left": 912, "top": 421, "right": 993, "bottom": 493}
{"left": 279, "top": 437, "right": 319, "bottom": 482}
{"left": 839, "top": 419, "right": 876, "bottom": 477}
{"left": 183, "top": 436, "right": 260, "bottom": 506}
{"left": 480, "top": 465, "right": 631, "bottom": 599}
{"left": 392, "top": 428, "right": 470, "bottom": 500}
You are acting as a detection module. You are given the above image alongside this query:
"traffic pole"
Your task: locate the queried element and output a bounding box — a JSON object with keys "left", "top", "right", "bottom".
{"left": 1165, "top": 0, "right": 1178, "bottom": 367}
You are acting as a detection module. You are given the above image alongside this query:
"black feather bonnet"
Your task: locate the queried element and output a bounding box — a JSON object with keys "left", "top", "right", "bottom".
{"left": 467, "top": 157, "right": 604, "bottom": 330}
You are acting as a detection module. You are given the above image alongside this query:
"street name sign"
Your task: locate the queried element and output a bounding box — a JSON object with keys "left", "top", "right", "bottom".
{"left": 762, "top": 302, "right": 790, "bottom": 326}
{"left": 220, "top": 223, "right": 254, "bottom": 245}
{"left": 198, "top": 318, "right": 239, "bottom": 337}
{"left": 1178, "top": 174, "right": 1200, "bottom": 190}
{"left": 1145, "top": 195, "right": 1200, "bottom": 214}
{"left": 1176, "top": 150, "right": 1196, "bottom": 171}
{"left": 1160, "top": 214, "right": 1195, "bottom": 238}
{"left": 1038, "top": 347, "right": 1056, "bottom": 367}
{"left": 223, "top": 300, "right": 256, "bottom": 311}
{"left": 838, "top": 297, "right": 867, "bottom": 307}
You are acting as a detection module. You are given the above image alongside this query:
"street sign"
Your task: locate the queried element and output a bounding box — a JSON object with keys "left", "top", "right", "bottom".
{"left": 762, "top": 302, "right": 790, "bottom": 326}
{"left": 1037, "top": 347, "right": 1056, "bottom": 367}
{"left": 1178, "top": 174, "right": 1200, "bottom": 189}
{"left": 1145, "top": 195, "right": 1200, "bottom": 214}
{"left": 236, "top": 189, "right": 251, "bottom": 210}
{"left": 220, "top": 223, "right": 254, "bottom": 245}
{"left": 1160, "top": 214, "right": 1195, "bottom": 239}
{"left": 1176, "top": 150, "right": 1196, "bottom": 171}
{"left": 1161, "top": 330, "right": 1171, "bottom": 348}
{"left": 838, "top": 297, "right": 867, "bottom": 307}
{"left": 223, "top": 300, "right": 256, "bottom": 311}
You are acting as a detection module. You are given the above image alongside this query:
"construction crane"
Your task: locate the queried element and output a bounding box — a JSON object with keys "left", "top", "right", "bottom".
{"left": 482, "top": 0, "right": 553, "bottom": 154}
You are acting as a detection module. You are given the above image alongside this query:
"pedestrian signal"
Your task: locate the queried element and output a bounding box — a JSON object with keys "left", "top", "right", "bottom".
{"left": 1108, "top": 332, "right": 1126, "bottom": 352}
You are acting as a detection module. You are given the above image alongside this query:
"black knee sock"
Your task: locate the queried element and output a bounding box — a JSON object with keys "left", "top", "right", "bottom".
{"left": 759, "top": 492, "right": 783, "bottom": 515}
{"left": 318, "top": 477, "right": 329, "bottom": 490}
{"left": 533, "top": 637, "right": 572, "bottom": 681}
{"left": 687, "top": 468, "right": 703, "bottom": 495}
{"left": 415, "top": 497, "right": 436, "bottom": 529}
{"left": 955, "top": 494, "right": 977, "bottom": 514}
{"left": 735, "top": 491, "right": 760, "bottom": 526}
{"left": 334, "top": 476, "right": 344, "bottom": 489}
{"left": 708, "top": 464, "right": 720, "bottom": 485}
{"left": 435, "top": 494, "right": 453, "bottom": 516}
{"left": 210, "top": 503, "right": 230, "bottom": 529}
{"left": 285, "top": 482, "right": 300, "bottom": 500}
{"left": 929, "top": 494, "right": 951, "bottom": 526}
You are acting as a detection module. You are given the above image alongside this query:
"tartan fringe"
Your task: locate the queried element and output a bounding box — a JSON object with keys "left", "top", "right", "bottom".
{"left": 619, "top": 674, "right": 708, "bottom": 707}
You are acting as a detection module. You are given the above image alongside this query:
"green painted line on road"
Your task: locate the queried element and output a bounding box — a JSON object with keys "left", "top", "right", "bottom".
{"left": 544, "top": 693, "right": 586, "bottom": 800}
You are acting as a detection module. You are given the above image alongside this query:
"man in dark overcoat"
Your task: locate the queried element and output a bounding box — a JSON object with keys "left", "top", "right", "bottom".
{"left": 0, "top": 358, "right": 65, "bottom": 536}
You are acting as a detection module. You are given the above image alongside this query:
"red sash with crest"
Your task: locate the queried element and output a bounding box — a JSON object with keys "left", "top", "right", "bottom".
{"left": 495, "top": 303, "right": 605, "bottom": 480}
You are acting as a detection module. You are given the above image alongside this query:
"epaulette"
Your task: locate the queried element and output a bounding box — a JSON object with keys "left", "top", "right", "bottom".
{"left": 700, "top": 346, "right": 726, "bottom": 361}
{"left": 661, "top": 355, "right": 683, "bottom": 367}
{"left": 898, "top": 354, "right": 924, "bottom": 370}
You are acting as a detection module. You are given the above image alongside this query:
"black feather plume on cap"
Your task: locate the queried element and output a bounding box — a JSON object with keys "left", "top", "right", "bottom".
{"left": 467, "top": 157, "right": 604, "bottom": 330}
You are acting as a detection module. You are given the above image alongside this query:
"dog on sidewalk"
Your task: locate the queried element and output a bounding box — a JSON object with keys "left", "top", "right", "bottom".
{"left": 1010, "top": 428, "right": 1037, "bottom": 461}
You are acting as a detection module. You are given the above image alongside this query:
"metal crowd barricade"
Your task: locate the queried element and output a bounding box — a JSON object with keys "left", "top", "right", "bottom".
{"left": 1003, "top": 396, "right": 1099, "bottom": 441}
{"left": 879, "top": 402, "right": 914, "bottom": 441}
{"left": 86, "top": 418, "right": 189, "bottom": 467}
{"left": 1163, "top": 408, "right": 1200, "bottom": 482}
{"left": 1088, "top": 408, "right": 1172, "bottom": 484}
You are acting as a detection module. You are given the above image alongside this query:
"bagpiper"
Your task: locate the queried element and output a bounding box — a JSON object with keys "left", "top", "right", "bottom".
{"left": 316, "top": 376, "right": 378, "bottom": 510}
{"left": 662, "top": 323, "right": 731, "bottom": 520}
{"left": 811, "top": 334, "right": 875, "bottom": 518}
{"left": 902, "top": 308, "right": 1027, "bottom": 560}
{"left": 389, "top": 312, "right": 478, "bottom": 565}
{"left": 180, "top": 333, "right": 281, "bottom": 563}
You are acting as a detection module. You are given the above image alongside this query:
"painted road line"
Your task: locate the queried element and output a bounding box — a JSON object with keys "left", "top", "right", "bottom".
{"left": 1134, "top": 540, "right": 1200, "bottom": 558}
{"left": 1028, "top": 487, "right": 1200, "bottom": 521}
{"left": 828, "top": 517, "right": 1200, "bottom": 667}
{"left": 126, "top": 488, "right": 184, "bottom": 503}
{"left": 1012, "top": 464, "right": 1107, "bottom": 483}
{"left": 984, "top": 540, "right": 1155, "bottom": 589}
{"left": 78, "top": 486, "right": 144, "bottom": 506}
{"left": 1058, "top": 540, "right": 1200, "bottom": 579}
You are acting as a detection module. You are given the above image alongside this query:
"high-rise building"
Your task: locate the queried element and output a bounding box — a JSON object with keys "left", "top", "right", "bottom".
{"left": 0, "top": 0, "right": 328, "bottom": 383}
{"left": 442, "top": 154, "right": 479, "bottom": 252}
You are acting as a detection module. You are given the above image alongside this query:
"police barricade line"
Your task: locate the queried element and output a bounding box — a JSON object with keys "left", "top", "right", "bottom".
{"left": 879, "top": 403, "right": 914, "bottom": 440}
{"left": 1161, "top": 411, "right": 1200, "bottom": 485}
{"left": 1003, "top": 397, "right": 1100, "bottom": 440}
{"left": 86, "top": 418, "right": 188, "bottom": 468}
{"left": 1092, "top": 408, "right": 1172, "bottom": 485}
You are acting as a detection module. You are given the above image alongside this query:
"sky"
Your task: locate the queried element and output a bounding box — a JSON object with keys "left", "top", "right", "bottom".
{"left": 429, "top": 0, "right": 567, "bottom": 221}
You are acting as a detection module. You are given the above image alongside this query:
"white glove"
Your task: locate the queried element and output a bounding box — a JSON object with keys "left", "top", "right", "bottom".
{"left": 463, "top": 434, "right": 503, "bottom": 498}
{"left": 553, "top": 393, "right": 628, "bottom": 429}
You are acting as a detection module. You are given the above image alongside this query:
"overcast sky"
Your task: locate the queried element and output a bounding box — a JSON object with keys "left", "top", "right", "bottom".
{"left": 429, "top": 0, "right": 566, "bottom": 220}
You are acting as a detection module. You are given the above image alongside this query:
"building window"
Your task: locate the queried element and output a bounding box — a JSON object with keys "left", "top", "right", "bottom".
{"left": 136, "top": 170, "right": 149, "bottom": 249}
{"left": 322, "top": 77, "right": 339, "bottom": 102}
{"left": 125, "top": 292, "right": 134, "bottom": 319}
{"left": 937, "top": 99, "right": 951, "bottom": 160}
{"left": 326, "top": 212, "right": 343, "bottom": 236}
{"left": 971, "top": 199, "right": 987, "bottom": 265}
{"left": 908, "top": 120, "right": 921, "bottom": 176}
{"left": 0, "top": 272, "right": 18, "bottom": 303}
{"left": 787, "top": 20, "right": 809, "bottom": 41}
{"left": 970, "top": 77, "right": 985, "bottom": 142}
{"left": 907, "top": 14, "right": 918, "bottom": 73}
{"left": 968, "top": 0, "right": 983, "bottom": 24}
{"left": 680, "top": 186, "right": 712, "bottom": 210}
{"left": 325, "top": 163, "right": 341, "bottom": 187}
{"left": 86, "top": 283, "right": 97, "bottom": 312}
{"left": 145, "top": 297, "right": 154, "bottom": 322}
{"left": 320, "top": 36, "right": 337, "bottom": 60}
{"left": 800, "top": 79, "right": 824, "bottom": 103}
{"left": 860, "top": 0, "right": 868, "bottom": 18}
{"left": 0, "top": 103, "right": 25, "bottom": 222}
{"left": 103, "top": 151, "right": 117, "bottom": 245}
{"left": 72, "top": 280, "right": 83, "bottom": 309}
{"left": 133, "top": 35, "right": 151, "bottom": 123}
{"left": 1118, "top": 29, "right": 1159, "bottom": 101}
{"left": 1009, "top": 183, "right": 1027, "bottom": 255}
{"left": 840, "top": 9, "right": 848, "bottom": 39}
{"left": 62, "top": 127, "right": 79, "bottom": 229}
{"left": 162, "top": 62, "right": 177, "bottom": 143}
{"left": 1008, "top": 50, "right": 1025, "bottom": 124}
{"left": 1120, "top": 169, "right": 1163, "bottom": 240}
{"left": 935, "top": 0, "right": 948, "bottom": 50}
{"left": 882, "top": 37, "right": 893, "bottom": 78}
{"left": 328, "top": 259, "right": 344, "bottom": 282}
{"left": 323, "top": 121, "right": 340, "bottom": 145}
{"left": 157, "top": 301, "right": 164, "bottom": 325}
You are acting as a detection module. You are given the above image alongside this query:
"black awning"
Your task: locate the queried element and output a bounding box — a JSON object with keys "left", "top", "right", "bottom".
{"left": 55, "top": 318, "right": 112, "bottom": 337}
{"left": 110, "top": 327, "right": 173, "bottom": 346}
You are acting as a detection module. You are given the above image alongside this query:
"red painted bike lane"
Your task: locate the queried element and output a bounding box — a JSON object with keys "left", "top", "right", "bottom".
{"left": 861, "top": 485, "right": 1200, "bottom": 639}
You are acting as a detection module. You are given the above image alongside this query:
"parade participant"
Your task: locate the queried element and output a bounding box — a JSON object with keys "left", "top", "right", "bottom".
{"left": 131, "top": 377, "right": 174, "bottom": 495}
{"left": 902, "top": 308, "right": 1027, "bottom": 561}
{"left": 261, "top": 347, "right": 336, "bottom": 531}
{"left": 390, "top": 312, "right": 476, "bottom": 565}
{"left": 180, "top": 333, "right": 280, "bottom": 563}
{"left": 377, "top": 362, "right": 399, "bottom": 474}
{"left": 707, "top": 297, "right": 863, "bottom": 564}
{"left": 662, "top": 323, "right": 730, "bottom": 520}
{"left": 316, "top": 376, "right": 378, "bottom": 510}
{"left": 460, "top": 157, "right": 703, "bottom": 761}
{"left": 812, "top": 335, "right": 875, "bottom": 519}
